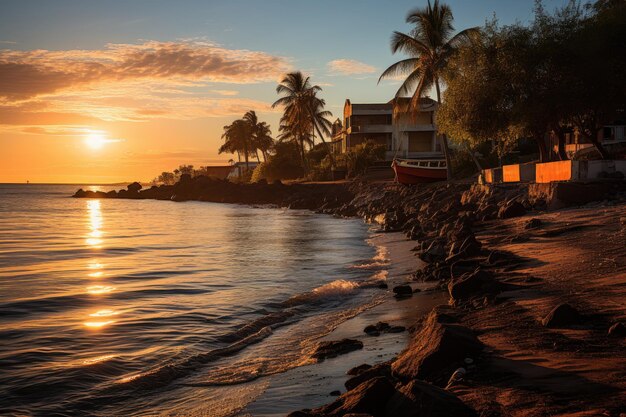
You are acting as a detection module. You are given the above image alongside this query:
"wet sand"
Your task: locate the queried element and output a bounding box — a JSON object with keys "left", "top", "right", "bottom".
{"left": 242, "top": 233, "right": 447, "bottom": 416}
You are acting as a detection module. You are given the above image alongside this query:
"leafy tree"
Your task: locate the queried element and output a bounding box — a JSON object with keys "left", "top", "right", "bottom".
{"left": 272, "top": 71, "right": 334, "bottom": 172}
{"left": 219, "top": 119, "right": 253, "bottom": 171}
{"left": 379, "top": 0, "right": 478, "bottom": 179}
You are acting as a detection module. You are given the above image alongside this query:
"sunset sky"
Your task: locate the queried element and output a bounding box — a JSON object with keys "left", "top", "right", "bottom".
{"left": 0, "top": 0, "right": 569, "bottom": 183}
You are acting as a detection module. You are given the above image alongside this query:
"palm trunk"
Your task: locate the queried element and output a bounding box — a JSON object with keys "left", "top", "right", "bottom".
{"left": 435, "top": 80, "right": 453, "bottom": 181}
{"left": 307, "top": 105, "right": 336, "bottom": 169}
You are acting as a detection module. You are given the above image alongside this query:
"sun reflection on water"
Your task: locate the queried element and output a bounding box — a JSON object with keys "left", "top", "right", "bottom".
{"left": 83, "top": 320, "right": 115, "bottom": 329}
{"left": 86, "top": 285, "right": 116, "bottom": 295}
{"left": 89, "top": 309, "right": 119, "bottom": 317}
{"left": 82, "top": 354, "right": 116, "bottom": 365}
{"left": 86, "top": 200, "right": 103, "bottom": 248}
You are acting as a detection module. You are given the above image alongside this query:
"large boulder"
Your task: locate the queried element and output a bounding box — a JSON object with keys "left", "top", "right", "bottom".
{"left": 448, "top": 269, "right": 499, "bottom": 303}
{"left": 392, "top": 309, "right": 483, "bottom": 383}
{"left": 127, "top": 181, "right": 142, "bottom": 193}
{"left": 312, "top": 339, "right": 363, "bottom": 361}
{"left": 384, "top": 380, "right": 476, "bottom": 417}
{"left": 542, "top": 303, "right": 581, "bottom": 328}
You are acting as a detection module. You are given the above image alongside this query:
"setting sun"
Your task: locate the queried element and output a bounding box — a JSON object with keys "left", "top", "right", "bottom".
{"left": 85, "top": 133, "right": 107, "bottom": 150}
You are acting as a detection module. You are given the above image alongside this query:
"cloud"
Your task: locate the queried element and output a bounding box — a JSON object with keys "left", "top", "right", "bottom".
{"left": 0, "top": 40, "right": 288, "bottom": 133}
{"left": 327, "top": 59, "right": 377, "bottom": 75}
{"left": 0, "top": 40, "right": 291, "bottom": 100}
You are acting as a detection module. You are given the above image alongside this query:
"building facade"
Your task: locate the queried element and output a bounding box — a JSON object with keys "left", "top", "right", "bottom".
{"left": 331, "top": 97, "right": 441, "bottom": 160}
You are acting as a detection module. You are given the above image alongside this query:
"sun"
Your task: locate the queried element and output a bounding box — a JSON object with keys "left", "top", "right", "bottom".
{"left": 85, "top": 132, "right": 107, "bottom": 150}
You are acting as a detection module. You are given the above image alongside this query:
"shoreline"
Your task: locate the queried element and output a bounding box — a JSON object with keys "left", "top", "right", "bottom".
{"left": 72, "top": 177, "right": 626, "bottom": 416}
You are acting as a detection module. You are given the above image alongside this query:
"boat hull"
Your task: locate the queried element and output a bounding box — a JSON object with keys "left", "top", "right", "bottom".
{"left": 392, "top": 161, "right": 447, "bottom": 184}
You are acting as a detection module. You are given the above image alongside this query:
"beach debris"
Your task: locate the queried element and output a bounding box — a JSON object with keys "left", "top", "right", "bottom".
{"left": 392, "top": 285, "right": 413, "bottom": 298}
{"left": 329, "top": 390, "right": 341, "bottom": 396}
{"left": 608, "top": 322, "right": 626, "bottom": 337}
{"left": 391, "top": 309, "right": 483, "bottom": 382}
{"left": 385, "top": 379, "right": 476, "bottom": 417}
{"left": 347, "top": 363, "right": 372, "bottom": 376}
{"left": 542, "top": 303, "right": 581, "bottom": 328}
{"left": 464, "top": 357, "right": 474, "bottom": 365}
{"left": 312, "top": 339, "right": 364, "bottom": 361}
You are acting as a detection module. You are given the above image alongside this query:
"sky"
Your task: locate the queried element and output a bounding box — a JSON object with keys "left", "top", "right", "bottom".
{"left": 0, "top": 0, "right": 571, "bottom": 183}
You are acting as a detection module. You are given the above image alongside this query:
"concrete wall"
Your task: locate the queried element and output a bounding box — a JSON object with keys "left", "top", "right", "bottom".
{"left": 503, "top": 163, "right": 536, "bottom": 183}
{"left": 535, "top": 161, "right": 580, "bottom": 183}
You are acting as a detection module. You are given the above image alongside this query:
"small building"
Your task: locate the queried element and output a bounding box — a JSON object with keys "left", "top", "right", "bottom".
{"left": 331, "top": 97, "right": 441, "bottom": 160}
{"left": 202, "top": 165, "right": 237, "bottom": 180}
{"left": 226, "top": 161, "right": 259, "bottom": 179}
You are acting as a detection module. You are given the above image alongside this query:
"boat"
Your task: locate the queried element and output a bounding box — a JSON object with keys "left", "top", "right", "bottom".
{"left": 391, "top": 158, "right": 447, "bottom": 184}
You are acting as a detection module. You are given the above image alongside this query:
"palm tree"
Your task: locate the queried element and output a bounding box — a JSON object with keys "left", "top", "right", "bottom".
{"left": 379, "top": 0, "right": 478, "bottom": 180}
{"left": 272, "top": 71, "right": 335, "bottom": 172}
{"left": 243, "top": 110, "right": 274, "bottom": 162}
{"left": 219, "top": 119, "right": 252, "bottom": 172}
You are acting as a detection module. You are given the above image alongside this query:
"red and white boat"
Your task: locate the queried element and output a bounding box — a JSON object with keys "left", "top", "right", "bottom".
{"left": 391, "top": 158, "right": 447, "bottom": 184}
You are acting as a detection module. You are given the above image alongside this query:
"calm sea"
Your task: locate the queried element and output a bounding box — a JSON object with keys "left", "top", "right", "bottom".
{"left": 0, "top": 184, "right": 390, "bottom": 416}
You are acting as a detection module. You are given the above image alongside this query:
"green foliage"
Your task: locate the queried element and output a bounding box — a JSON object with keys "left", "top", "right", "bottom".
{"left": 438, "top": 1, "right": 626, "bottom": 162}
{"left": 250, "top": 141, "right": 305, "bottom": 182}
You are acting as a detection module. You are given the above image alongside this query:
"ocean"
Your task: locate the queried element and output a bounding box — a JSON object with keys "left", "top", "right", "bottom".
{"left": 0, "top": 183, "right": 396, "bottom": 416}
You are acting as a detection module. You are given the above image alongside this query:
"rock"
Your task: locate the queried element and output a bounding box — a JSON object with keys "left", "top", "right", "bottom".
{"left": 347, "top": 364, "right": 372, "bottom": 376}
{"left": 608, "top": 322, "right": 626, "bottom": 337}
{"left": 498, "top": 201, "right": 526, "bottom": 219}
{"left": 312, "top": 339, "right": 364, "bottom": 361}
{"left": 393, "top": 285, "right": 413, "bottom": 298}
{"left": 330, "top": 390, "right": 341, "bottom": 396}
{"left": 364, "top": 325, "right": 380, "bottom": 336}
{"left": 524, "top": 218, "right": 542, "bottom": 229}
{"left": 73, "top": 188, "right": 86, "bottom": 198}
{"left": 392, "top": 309, "right": 483, "bottom": 382}
{"left": 387, "top": 325, "right": 406, "bottom": 333}
{"left": 384, "top": 379, "right": 476, "bottom": 417}
{"left": 419, "top": 241, "right": 446, "bottom": 264}
{"left": 375, "top": 322, "right": 390, "bottom": 332}
{"left": 377, "top": 282, "right": 388, "bottom": 289}
{"left": 542, "top": 303, "right": 581, "bottom": 328}
{"left": 127, "top": 181, "right": 142, "bottom": 192}
{"left": 106, "top": 190, "right": 117, "bottom": 198}
{"left": 413, "top": 288, "right": 421, "bottom": 293}
{"left": 312, "top": 376, "right": 395, "bottom": 417}
{"left": 448, "top": 269, "right": 499, "bottom": 303}
{"left": 345, "top": 363, "right": 391, "bottom": 391}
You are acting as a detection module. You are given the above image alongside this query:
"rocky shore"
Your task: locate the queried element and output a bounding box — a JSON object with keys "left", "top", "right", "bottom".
{"left": 73, "top": 176, "right": 626, "bottom": 416}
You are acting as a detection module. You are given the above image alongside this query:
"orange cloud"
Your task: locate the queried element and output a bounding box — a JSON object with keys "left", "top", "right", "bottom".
{"left": 327, "top": 59, "right": 376, "bottom": 75}
{"left": 0, "top": 41, "right": 291, "bottom": 100}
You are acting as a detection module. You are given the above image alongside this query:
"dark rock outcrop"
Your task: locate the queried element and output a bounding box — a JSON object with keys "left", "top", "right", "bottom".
{"left": 393, "top": 285, "right": 413, "bottom": 298}
{"left": 312, "top": 339, "right": 364, "bottom": 361}
{"left": 384, "top": 379, "right": 476, "bottom": 417}
{"left": 448, "top": 269, "right": 500, "bottom": 304}
{"left": 542, "top": 303, "right": 581, "bottom": 328}
{"left": 290, "top": 376, "right": 395, "bottom": 417}
{"left": 127, "top": 182, "right": 142, "bottom": 193}
{"left": 391, "top": 309, "right": 483, "bottom": 383}
{"left": 345, "top": 363, "right": 391, "bottom": 391}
